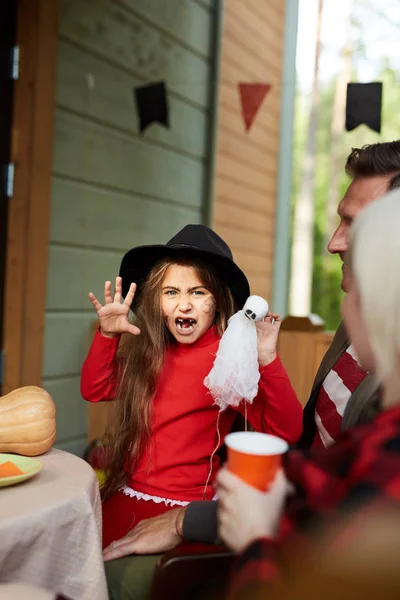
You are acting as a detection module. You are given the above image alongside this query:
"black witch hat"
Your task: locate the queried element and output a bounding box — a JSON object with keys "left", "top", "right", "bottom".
{"left": 119, "top": 224, "right": 250, "bottom": 310}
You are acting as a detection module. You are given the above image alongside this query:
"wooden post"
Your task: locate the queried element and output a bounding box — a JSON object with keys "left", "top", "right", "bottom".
{"left": 3, "top": 0, "right": 59, "bottom": 393}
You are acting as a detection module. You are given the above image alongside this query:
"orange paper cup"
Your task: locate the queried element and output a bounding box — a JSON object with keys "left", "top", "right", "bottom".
{"left": 225, "top": 431, "right": 288, "bottom": 491}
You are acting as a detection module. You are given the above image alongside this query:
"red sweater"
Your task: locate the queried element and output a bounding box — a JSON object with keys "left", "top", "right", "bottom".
{"left": 81, "top": 326, "right": 302, "bottom": 501}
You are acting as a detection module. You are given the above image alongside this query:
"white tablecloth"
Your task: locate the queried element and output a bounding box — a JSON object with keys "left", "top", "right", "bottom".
{"left": 0, "top": 449, "right": 108, "bottom": 600}
{"left": 0, "top": 583, "right": 57, "bottom": 600}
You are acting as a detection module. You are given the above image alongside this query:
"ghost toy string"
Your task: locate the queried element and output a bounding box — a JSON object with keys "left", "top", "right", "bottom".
{"left": 202, "top": 295, "right": 270, "bottom": 498}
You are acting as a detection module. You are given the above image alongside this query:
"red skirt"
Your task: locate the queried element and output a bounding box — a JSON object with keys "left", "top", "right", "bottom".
{"left": 102, "top": 490, "right": 179, "bottom": 549}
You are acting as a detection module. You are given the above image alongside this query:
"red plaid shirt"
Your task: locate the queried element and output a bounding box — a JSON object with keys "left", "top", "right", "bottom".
{"left": 231, "top": 403, "right": 400, "bottom": 598}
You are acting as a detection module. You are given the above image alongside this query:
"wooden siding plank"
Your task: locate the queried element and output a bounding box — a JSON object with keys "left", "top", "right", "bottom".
{"left": 49, "top": 178, "right": 201, "bottom": 251}
{"left": 250, "top": 277, "right": 271, "bottom": 300}
{"left": 224, "top": 3, "right": 284, "bottom": 55}
{"left": 218, "top": 108, "right": 280, "bottom": 155}
{"left": 222, "top": 31, "right": 283, "bottom": 81}
{"left": 216, "top": 193, "right": 274, "bottom": 219}
{"left": 59, "top": 0, "right": 210, "bottom": 107}
{"left": 219, "top": 102, "right": 280, "bottom": 148}
{"left": 217, "top": 154, "right": 276, "bottom": 196}
{"left": 215, "top": 177, "right": 275, "bottom": 215}
{"left": 244, "top": 0, "right": 285, "bottom": 34}
{"left": 225, "top": 247, "right": 272, "bottom": 276}
{"left": 238, "top": 271, "right": 272, "bottom": 299}
{"left": 269, "top": 0, "right": 286, "bottom": 15}
{"left": 42, "top": 376, "right": 88, "bottom": 442}
{"left": 56, "top": 40, "right": 208, "bottom": 159}
{"left": 213, "top": 198, "right": 274, "bottom": 235}
{"left": 117, "top": 0, "right": 212, "bottom": 58}
{"left": 46, "top": 246, "right": 122, "bottom": 311}
{"left": 213, "top": 223, "right": 274, "bottom": 256}
{"left": 52, "top": 110, "right": 204, "bottom": 208}
{"left": 43, "top": 313, "right": 96, "bottom": 378}
{"left": 218, "top": 131, "right": 279, "bottom": 175}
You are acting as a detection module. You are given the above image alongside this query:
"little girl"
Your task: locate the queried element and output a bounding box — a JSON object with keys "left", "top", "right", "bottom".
{"left": 81, "top": 224, "right": 302, "bottom": 549}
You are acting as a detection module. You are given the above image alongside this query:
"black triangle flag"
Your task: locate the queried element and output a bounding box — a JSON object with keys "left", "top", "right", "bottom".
{"left": 345, "top": 82, "right": 382, "bottom": 133}
{"left": 133, "top": 81, "right": 169, "bottom": 134}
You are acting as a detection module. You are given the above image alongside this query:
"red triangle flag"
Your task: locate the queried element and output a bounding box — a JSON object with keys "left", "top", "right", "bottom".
{"left": 238, "top": 83, "right": 272, "bottom": 132}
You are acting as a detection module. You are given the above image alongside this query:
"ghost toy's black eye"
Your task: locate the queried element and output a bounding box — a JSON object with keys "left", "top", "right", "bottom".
{"left": 245, "top": 309, "right": 252, "bottom": 316}
{"left": 251, "top": 312, "right": 256, "bottom": 320}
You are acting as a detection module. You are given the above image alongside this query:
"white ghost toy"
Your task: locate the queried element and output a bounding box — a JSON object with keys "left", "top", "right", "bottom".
{"left": 204, "top": 295, "right": 269, "bottom": 412}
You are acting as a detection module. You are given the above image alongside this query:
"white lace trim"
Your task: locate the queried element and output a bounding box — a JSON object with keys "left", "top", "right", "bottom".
{"left": 121, "top": 485, "right": 189, "bottom": 507}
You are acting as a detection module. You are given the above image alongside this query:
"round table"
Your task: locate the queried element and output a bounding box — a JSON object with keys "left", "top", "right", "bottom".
{"left": 0, "top": 449, "right": 108, "bottom": 600}
{"left": 0, "top": 583, "right": 60, "bottom": 600}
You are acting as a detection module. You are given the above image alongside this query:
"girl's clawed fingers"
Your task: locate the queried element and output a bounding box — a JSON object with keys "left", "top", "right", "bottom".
{"left": 114, "top": 276, "right": 123, "bottom": 304}
{"left": 127, "top": 323, "right": 141, "bottom": 336}
{"left": 89, "top": 278, "right": 138, "bottom": 336}
{"left": 264, "top": 312, "right": 280, "bottom": 325}
{"left": 104, "top": 281, "right": 113, "bottom": 305}
{"left": 123, "top": 282, "right": 137, "bottom": 308}
{"left": 88, "top": 292, "right": 102, "bottom": 312}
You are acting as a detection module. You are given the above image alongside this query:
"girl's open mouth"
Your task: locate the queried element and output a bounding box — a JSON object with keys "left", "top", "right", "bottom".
{"left": 175, "top": 318, "right": 196, "bottom": 334}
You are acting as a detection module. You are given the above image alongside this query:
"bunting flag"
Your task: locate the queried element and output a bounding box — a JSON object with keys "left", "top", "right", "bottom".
{"left": 133, "top": 81, "right": 170, "bottom": 134}
{"left": 238, "top": 83, "right": 272, "bottom": 132}
{"left": 345, "top": 82, "right": 383, "bottom": 133}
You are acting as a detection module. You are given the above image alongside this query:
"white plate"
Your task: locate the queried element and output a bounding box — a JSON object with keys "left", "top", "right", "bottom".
{"left": 0, "top": 453, "right": 42, "bottom": 488}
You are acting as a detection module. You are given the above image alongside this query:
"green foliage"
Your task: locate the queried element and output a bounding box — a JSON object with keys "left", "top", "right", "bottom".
{"left": 291, "top": 62, "right": 400, "bottom": 331}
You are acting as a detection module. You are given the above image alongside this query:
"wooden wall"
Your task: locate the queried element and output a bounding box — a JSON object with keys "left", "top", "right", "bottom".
{"left": 213, "top": 0, "right": 285, "bottom": 301}
{"left": 42, "top": 0, "right": 217, "bottom": 455}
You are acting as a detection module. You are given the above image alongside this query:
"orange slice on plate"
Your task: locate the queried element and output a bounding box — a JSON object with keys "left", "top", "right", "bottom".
{"left": 0, "top": 461, "right": 24, "bottom": 478}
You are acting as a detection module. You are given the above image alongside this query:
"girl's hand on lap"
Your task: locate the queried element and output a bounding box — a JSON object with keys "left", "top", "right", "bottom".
{"left": 102, "top": 509, "right": 185, "bottom": 561}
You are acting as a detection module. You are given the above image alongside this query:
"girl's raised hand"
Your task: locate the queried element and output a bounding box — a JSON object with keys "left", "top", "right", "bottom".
{"left": 256, "top": 312, "right": 281, "bottom": 367}
{"left": 88, "top": 277, "right": 140, "bottom": 338}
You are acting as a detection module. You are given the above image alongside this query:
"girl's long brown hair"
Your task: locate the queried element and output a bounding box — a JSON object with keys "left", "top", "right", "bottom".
{"left": 101, "top": 255, "right": 236, "bottom": 501}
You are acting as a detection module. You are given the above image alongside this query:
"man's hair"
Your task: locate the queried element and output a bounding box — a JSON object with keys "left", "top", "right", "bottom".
{"left": 345, "top": 141, "right": 400, "bottom": 190}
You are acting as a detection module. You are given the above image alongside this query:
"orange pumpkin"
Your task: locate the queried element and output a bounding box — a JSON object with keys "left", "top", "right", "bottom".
{"left": 0, "top": 386, "right": 56, "bottom": 456}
